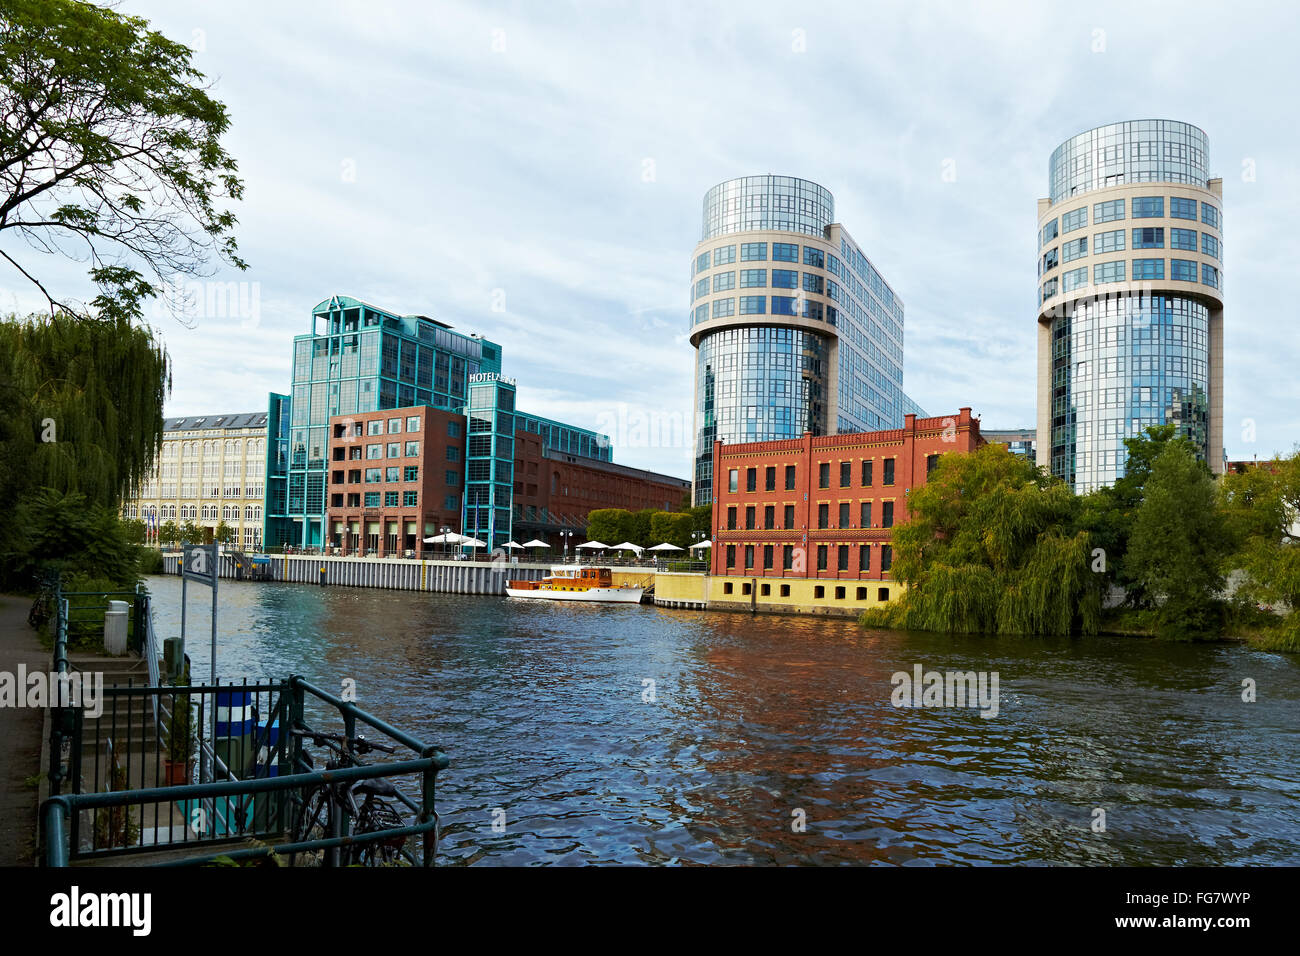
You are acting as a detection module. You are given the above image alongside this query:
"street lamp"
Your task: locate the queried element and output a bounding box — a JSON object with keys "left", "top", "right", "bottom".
{"left": 440, "top": 525, "right": 451, "bottom": 558}
{"left": 560, "top": 530, "right": 573, "bottom": 564}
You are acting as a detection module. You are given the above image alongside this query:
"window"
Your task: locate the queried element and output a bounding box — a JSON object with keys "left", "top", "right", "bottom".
{"left": 1170, "top": 228, "right": 1197, "bottom": 251}
{"left": 726, "top": 545, "right": 736, "bottom": 568}
{"left": 856, "top": 587, "right": 867, "bottom": 601}
{"left": 1094, "top": 260, "right": 1125, "bottom": 283}
{"left": 406, "top": 416, "right": 420, "bottom": 432}
{"left": 837, "top": 546, "right": 849, "bottom": 571}
{"left": 405, "top": 441, "right": 419, "bottom": 456}
{"left": 385, "top": 467, "right": 400, "bottom": 482}
{"left": 444, "top": 495, "right": 458, "bottom": 510}
{"left": 1171, "top": 258, "right": 1197, "bottom": 282}
{"left": 859, "top": 544, "right": 870, "bottom": 573}
{"left": 740, "top": 242, "right": 767, "bottom": 261}
{"left": 773, "top": 243, "right": 798, "bottom": 262}
{"left": 713, "top": 245, "right": 736, "bottom": 266}
{"left": 818, "top": 503, "right": 829, "bottom": 528}
{"left": 740, "top": 269, "right": 766, "bottom": 288}
{"left": 1132, "top": 196, "right": 1163, "bottom": 218}
{"left": 861, "top": 460, "right": 872, "bottom": 486}
{"left": 445, "top": 471, "right": 459, "bottom": 485}
{"left": 881, "top": 545, "right": 893, "bottom": 572}
{"left": 1062, "top": 266, "right": 1088, "bottom": 292}
{"left": 712, "top": 272, "right": 735, "bottom": 292}
{"left": 1062, "top": 237, "right": 1087, "bottom": 262}
{"left": 1094, "top": 199, "right": 1125, "bottom": 223}
{"left": 837, "top": 502, "right": 849, "bottom": 527}
{"left": 816, "top": 545, "right": 827, "bottom": 571}
{"left": 882, "top": 501, "right": 894, "bottom": 528}
{"left": 1062, "top": 207, "right": 1087, "bottom": 233}
{"left": 771, "top": 269, "right": 798, "bottom": 289}
{"left": 404, "top": 465, "right": 419, "bottom": 482}
{"left": 1201, "top": 203, "right": 1220, "bottom": 228}
{"left": 883, "top": 459, "right": 895, "bottom": 485}
{"left": 1094, "top": 229, "right": 1125, "bottom": 254}
{"left": 696, "top": 252, "right": 710, "bottom": 272}
{"left": 1202, "top": 263, "right": 1220, "bottom": 288}
{"left": 1132, "top": 227, "right": 1164, "bottom": 249}
{"left": 814, "top": 585, "right": 825, "bottom": 599}
{"left": 365, "top": 468, "right": 381, "bottom": 483}
{"left": 738, "top": 295, "right": 765, "bottom": 315}
{"left": 387, "top": 418, "right": 402, "bottom": 434}
{"left": 694, "top": 278, "right": 708, "bottom": 299}
{"left": 1041, "top": 278, "right": 1058, "bottom": 302}
{"left": 802, "top": 273, "right": 823, "bottom": 294}
{"left": 818, "top": 463, "right": 830, "bottom": 488}
{"left": 1040, "top": 218, "right": 1059, "bottom": 246}
{"left": 763, "top": 545, "right": 773, "bottom": 570}
{"left": 384, "top": 491, "right": 399, "bottom": 507}
{"left": 723, "top": 581, "right": 734, "bottom": 594}
{"left": 1201, "top": 233, "right": 1220, "bottom": 259}
{"left": 764, "top": 505, "right": 774, "bottom": 530}
{"left": 927, "top": 454, "right": 939, "bottom": 476}
{"left": 712, "top": 298, "right": 735, "bottom": 318}
{"left": 1170, "top": 197, "right": 1197, "bottom": 220}
{"left": 746, "top": 467, "right": 756, "bottom": 492}
{"left": 744, "top": 546, "right": 753, "bottom": 569}
{"left": 728, "top": 469, "right": 738, "bottom": 493}
{"left": 387, "top": 442, "right": 401, "bottom": 458}
{"left": 364, "top": 492, "right": 380, "bottom": 507}
{"left": 745, "top": 506, "right": 755, "bottom": 530}
{"left": 861, "top": 501, "right": 872, "bottom": 527}
{"left": 447, "top": 421, "right": 461, "bottom": 438}
{"left": 727, "top": 507, "right": 737, "bottom": 530}
{"left": 446, "top": 447, "right": 460, "bottom": 461}
{"left": 783, "top": 504, "right": 794, "bottom": 528}
{"left": 878, "top": 587, "right": 890, "bottom": 601}
{"left": 1040, "top": 247, "right": 1058, "bottom": 273}
{"left": 780, "top": 583, "right": 791, "bottom": 597}
{"left": 770, "top": 296, "right": 797, "bottom": 315}
{"left": 834, "top": 586, "right": 846, "bottom": 599}
{"left": 1132, "top": 258, "right": 1164, "bottom": 280}
{"left": 785, "top": 465, "right": 797, "bottom": 490}
{"left": 803, "top": 246, "right": 825, "bottom": 267}
{"left": 840, "top": 461, "right": 851, "bottom": 487}
{"left": 367, "top": 444, "right": 383, "bottom": 459}
{"left": 763, "top": 466, "right": 776, "bottom": 491}
{"left": 368, "top": 420, "right": 384, "bottom": 436}
{"left": 403, "top": 490, "right": 418, "bottom": 506}
{"left": 782, "top": 545, "right": 794, "bottom": 570}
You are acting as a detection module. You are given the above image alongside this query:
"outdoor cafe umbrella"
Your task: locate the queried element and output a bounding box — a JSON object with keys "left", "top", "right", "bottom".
{"left": 688, "top": 539, "right": 713, "bottom": 549}
{"left": 461, "top": 537, "right": 487, "bottom": 548}
{"left": 521, "top": 539, "right": 550, "bottom": 548}
{"left": 647, "top": 542, "right": 683, "bottom": 551}
{"left": 503, "top": 541, "right": 524, "bottom": 549}
{"left": 575, "top": 541, "right": 608, "bottom": 550}
{"left": 423, "top": 531, "right": 466, "bottom": 544}
{"left": 610, "top": 542, "right": 643, "bottom": 553}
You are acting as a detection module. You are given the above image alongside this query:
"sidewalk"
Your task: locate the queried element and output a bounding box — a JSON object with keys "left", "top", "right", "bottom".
{"left": 0, "top": 594, "right": 47, "bottom": 866}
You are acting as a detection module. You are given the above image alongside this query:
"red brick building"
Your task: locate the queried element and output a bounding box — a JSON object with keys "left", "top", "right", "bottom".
{"left": 326, "top": 406, "right": 465, "bottom": 556}
{"left": 512, "top": 431, "right": 691, "bottom": 548}
{"left": 710, "top": 408, "right": 983, "bottom": 585}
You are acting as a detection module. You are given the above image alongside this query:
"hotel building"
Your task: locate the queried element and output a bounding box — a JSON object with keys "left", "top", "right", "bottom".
{"left": 705, "top": 408, "right": 982, "bottom": 615}
{"left": 1036, "top": 120, "right": 1224, "bottom": 491}
{"left": 688, "top": 175, "right": 927, "bottom": 507}
{"left": 123, "top": 412, "right": 268, "bottom": 549}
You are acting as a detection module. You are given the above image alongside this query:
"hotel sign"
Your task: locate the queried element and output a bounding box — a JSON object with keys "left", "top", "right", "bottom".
{"left": 469, "top": 372, "right": 516, "bottom": 386}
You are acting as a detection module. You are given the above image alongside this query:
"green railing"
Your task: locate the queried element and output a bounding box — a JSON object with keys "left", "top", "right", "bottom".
{"left": 39, "top": 674, "right": 449, "bottom": 866}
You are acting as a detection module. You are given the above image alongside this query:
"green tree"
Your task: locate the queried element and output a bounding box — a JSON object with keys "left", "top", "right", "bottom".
{"left": 869, "top": 443, "right": 1101, "bottom": 635}
{"left": 122, "top": 517, "right": 146, "bottom": 544}
{"left": 158, "top": 520, "right": 179, "bottom": 547}
{"left": 686, "top": 504, "right": 712, "bottom": 538}
{"left": 649, "top": 511, "right": 694, "bottom": 550}
{"left": 1125, "top": 441, "right": 1225, "bottom": 638}
{"left": 179, "top": 520, "right": 203, "bottom": 544}
{"left": 0, "top": 0, "right": 245, "bottom": 322}
{"left": 586, "top": 508, "right": 632, "bottom": 544}
{"left": 628, "top": 508, "right": 657, "bottom": 547}
{"left": 1221, "top": 453, "right": 1300, "bottom": 611}
{"left": 214, "top": 519, "right": 236, "bottom": 545}
{"left": 6, "top": 488, "right": 139, "bottom": 587}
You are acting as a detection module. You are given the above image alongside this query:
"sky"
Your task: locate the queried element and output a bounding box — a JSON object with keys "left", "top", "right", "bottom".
{"left": 4, "top": 0, "right": 1298, "bottom": 476}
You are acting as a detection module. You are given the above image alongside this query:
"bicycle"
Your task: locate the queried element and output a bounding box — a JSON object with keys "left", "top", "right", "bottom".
{"left": 288, "top": 729, "right": 413, "bottom": 866}
{"left": 27, "top": 573, "right": 59, "bottom": 629}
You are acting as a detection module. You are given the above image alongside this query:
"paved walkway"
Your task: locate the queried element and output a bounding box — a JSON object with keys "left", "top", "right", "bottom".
{"left": 0, "top": 594, "right": 47, "bottom": 866}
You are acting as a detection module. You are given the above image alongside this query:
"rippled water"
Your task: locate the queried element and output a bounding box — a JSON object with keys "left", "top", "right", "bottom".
{"left": 145, "top": 576, "right": 1300, "bottom": 865}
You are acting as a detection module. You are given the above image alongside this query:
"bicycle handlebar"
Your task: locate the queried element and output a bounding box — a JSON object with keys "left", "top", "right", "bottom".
{"left": 289, "top": 727, "right": 397, "bottom": 755}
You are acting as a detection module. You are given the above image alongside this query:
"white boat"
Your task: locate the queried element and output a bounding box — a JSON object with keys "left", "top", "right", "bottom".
{"left": 505, "top": 566, "right": 644, "bottom": 603}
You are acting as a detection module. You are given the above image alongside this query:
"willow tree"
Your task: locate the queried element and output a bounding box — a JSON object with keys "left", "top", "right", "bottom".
{"left": 0, "top": 0, "right": 245, "bottom": 321}
{"left": 865, "top": 442, "right": 1101, "bottom": 636}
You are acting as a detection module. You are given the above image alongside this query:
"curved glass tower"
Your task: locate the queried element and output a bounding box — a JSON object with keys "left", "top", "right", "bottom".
{"left": 1035, "top": 120, "right": 1224, "bottom": 492}
{"left": 690, "top": 175, "right": 919, "bottom": 505}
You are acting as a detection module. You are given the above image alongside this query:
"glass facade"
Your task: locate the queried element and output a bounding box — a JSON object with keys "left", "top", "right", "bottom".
{"left": 691, "top": 177, "right": 923, "bottom": 505}
{"left": 1050, "top": 296, "right": 1209, "bottom": 492}
{"left": 1049, "top": 120, "right": 1210, "bottom": 203}
{"left": 462, "top": 378, "right": 516, "bottom": 550}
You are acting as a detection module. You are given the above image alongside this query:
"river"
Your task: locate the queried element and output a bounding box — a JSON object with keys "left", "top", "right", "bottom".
{"left": 143, "top": 575, "right": 1300, "bottom": 865}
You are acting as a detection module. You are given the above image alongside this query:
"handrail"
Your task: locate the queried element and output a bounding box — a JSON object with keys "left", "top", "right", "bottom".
{"left": 290, "top": 676, "right": 439, "bottom": 757}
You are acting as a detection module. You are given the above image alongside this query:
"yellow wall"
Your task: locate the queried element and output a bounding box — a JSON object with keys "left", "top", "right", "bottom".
{"left": 654, "top": 571, "right": 709, "bottom": 604}
{"left": 651, "top": 571, "right": 902, "bottom": 617}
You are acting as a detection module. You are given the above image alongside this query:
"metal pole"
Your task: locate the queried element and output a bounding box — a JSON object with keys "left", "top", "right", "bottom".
{"left": 209, "top": 542, "right": 219, "bottom": 786}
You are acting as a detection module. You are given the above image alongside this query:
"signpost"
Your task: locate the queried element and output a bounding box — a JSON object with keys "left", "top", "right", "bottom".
{"left": 180, "top": 540, "right": 219, "bottom": 786}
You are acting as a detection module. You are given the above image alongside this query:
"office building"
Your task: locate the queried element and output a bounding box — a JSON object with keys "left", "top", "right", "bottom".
{"left": 983, "top": 428, "right": 1037, "bottom": 461}
{"left": 688, "top": 175, "right": 926, "bottom": 507}
{"left": 1036, "top": 120, "right": 1224, "bottom": 491}
{"left": 123, "top": 412, "right": 268, "bottom": 549}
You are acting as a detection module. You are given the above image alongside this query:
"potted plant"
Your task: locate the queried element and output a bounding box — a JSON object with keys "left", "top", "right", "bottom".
{"left": 162, "top": 667, "right": 194, "bottom": 786}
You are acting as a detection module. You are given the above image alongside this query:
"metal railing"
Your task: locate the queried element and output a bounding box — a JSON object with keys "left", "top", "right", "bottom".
{"left": 39, "top": 674, "right": 449, "bottom": 866}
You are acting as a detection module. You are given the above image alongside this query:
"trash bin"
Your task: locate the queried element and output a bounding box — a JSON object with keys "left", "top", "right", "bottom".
{"left": 104, "top": 600, "right": 129, "bottom": 655}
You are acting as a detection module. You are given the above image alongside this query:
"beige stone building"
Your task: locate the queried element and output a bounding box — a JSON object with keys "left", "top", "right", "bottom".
{"left": 123, "top": 412, "right": 268, "bottom": 549}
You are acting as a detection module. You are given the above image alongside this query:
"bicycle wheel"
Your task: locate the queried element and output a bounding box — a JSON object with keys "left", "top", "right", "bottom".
{"left": 352, "top": 798, "right": 407, "bottom": 866}
{"left": 290, "top": 786, "right": 332, "bottom": 866}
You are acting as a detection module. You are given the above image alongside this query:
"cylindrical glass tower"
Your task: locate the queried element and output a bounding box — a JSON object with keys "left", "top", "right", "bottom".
{"left": 1035, "top": 120, "right": 1224, "bottom": 492}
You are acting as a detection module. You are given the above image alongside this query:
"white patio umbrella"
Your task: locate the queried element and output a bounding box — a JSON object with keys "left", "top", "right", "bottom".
{"left": 648, "top": 542, "right": 683, "bottom": 551}
{"left": 502, "top": 541, "right": 524, "bottom": 549}
{"left": 610, "top": 541, "right": 644, "bottom": 553}
{"left": 688, "top": 539, "right": 713, "bottom": 549}
{"left": 520, "top": 539, "right": 550, "bottom": 548}
{"left": 461, "top": 537, "right": 487, "bottom": 548}
{"left": 575, "top": 541, "right": 608, "bottom": 550}
{"left": 424, "top": 532, "right": 466, "bottom": 544}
